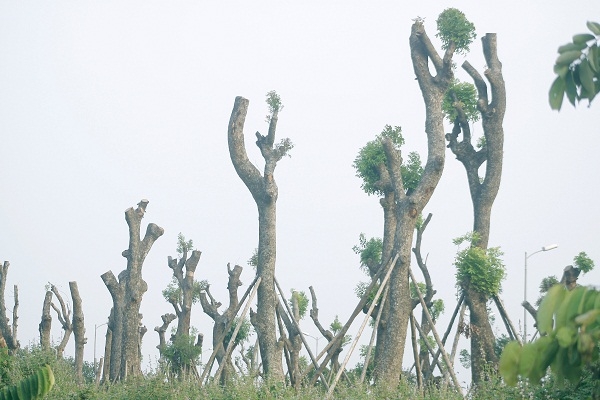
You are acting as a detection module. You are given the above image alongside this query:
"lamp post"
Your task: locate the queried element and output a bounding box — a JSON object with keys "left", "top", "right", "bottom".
{"left": 302, "top": 332, "right": 321, "bottom": 356}
{"left": 524, "top": 244, "right": 558, "bottom": 342}
{"left": 94, "top": 322, "right": 108, "bottom": 377}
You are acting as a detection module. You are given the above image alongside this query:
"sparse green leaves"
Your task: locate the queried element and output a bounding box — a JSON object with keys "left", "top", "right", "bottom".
{"left": 289, "top": 289, "right": 309, "bottom": 319}
{"left": 574, "top": 251, "right": 595, "bottom": 273}
{"left": 442, "top": 80, "right": 480, "bottom": 123}
{"left": 550, "top": 22, "right": 600, "bottom": 110}
{"left": 265, "top": 90, "right": 283, "bottom": 122}
{"left": 176, "top": 233, "right": 194, "bottom": 255}
{"left": 352, "top": 234, "right": 382, "bottom": 273}
{"left": 436, "top": 8, "right": 476, "bottom": 55}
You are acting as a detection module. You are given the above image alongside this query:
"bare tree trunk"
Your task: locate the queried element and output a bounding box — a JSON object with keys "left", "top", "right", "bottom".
{"left": 101, "top": 271, "right": 125, "bottom": 381}
{"left": 0, "top": 262, "right": 18, "bottom": 352}
{"left": 11, "top": 286, "right": 17, "bottom": 346}
{"left": 373, "top": 20, "right": 454, "bottom": 386}
{"left": 155, "top": 313, "right": 176, "bottom": 356}
{"left": 50, "top": 284, "right": 72, "bottom": 358}
{"left": 228, "top": 95, "right": 291, "bottom": 381}
{"left": 101, "top": 327, "right": 112, "bottom": 384}
{"left": 39, "top": 290, "right": 53, "bottom": 350}
{"left": 119, "top": 199, "right": 164, "bottom": 379}
{"left": 167, "top": 250, "right": 201, "bottom": 337}
{"left": 70, "top": 281, "right": 86, "bottom": 384}
{"left": 446, "top": 33, "right": 505, "bottom": 384}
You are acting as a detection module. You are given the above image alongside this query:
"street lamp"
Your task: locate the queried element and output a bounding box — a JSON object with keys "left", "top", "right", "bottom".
{"left": 524, "top": 244, "right": 558, "bottom": 341}
{"left": 94, "top": 322, "right": 108, "bottom": 377}
{"left": 302, "top": 332, "right": 321, "bottom": 356}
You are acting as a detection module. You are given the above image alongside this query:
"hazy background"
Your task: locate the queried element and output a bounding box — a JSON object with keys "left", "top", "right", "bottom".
{"left": 1, "top": 1, "right": 598, "bottom": 387}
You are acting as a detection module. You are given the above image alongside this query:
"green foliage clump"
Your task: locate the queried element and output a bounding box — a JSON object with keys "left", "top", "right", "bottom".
{"left": 353, "top": 125, "right": 423, "bottom": 196}
{"left": 453, "top": 233, "right": 505, "bottom": 297}
{"left": 574, "top": 251, "right": 595, "bottom": 273}
{"left": 176, "top": 232, "right": 194, "bottom": 255}
{"left": 162, "top": 277, "right": 207, "bottom": 305}
{"left": 265, "top": 90, "right": 283, "bottom": 121}
{"left": 288, "top": 290, "right": 309, "bottom": 319}
{"left": 352, "top": 234, "right": 383, "bottom": 273}
{"left": 436, "top": 8, "right": 476, "bottom": 55}
{"left": 442, "top": 80, "right": 480, "bottom": 123}
{"left": 224, "top": 317, "right": 252, "bottom": 349}
{"left": 500, "top": 285, "right": 600, "bottom": 396}
{"left": 550, "top": 21, "right": 600, "bottom": 110}
{"left": 162, "top": 334, "right": 202, "bottom": 375}
{"left": 409, "top": 282, "right": 444, "bottom": 321}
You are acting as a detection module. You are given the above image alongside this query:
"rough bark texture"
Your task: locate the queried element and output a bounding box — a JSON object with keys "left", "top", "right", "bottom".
{"left": 200, "top": 264, "right": 243, "bottom": 384}
{"left": 0, "top": 262, "right": 18, "bottom": 352}
{"left": 50, "top": 284, "right": 72, "bottom": 358}
{"left": 155, "top": 313, "right": 176, "bottom": 356}
{"left": 167, "top": 250, "right": 201, "bottom": 337}
{"left": 101, "top": 270, "right": 125, "bottom": 381}
{"left": 277, "top": 295, "right": 302, "bottom": 389}
{"left": 228, "top": 96, "right": 288, "bottom": 381}
{"left": 120, "top": 199, "right": 164, "bottom": 379}
{"left": 70, "top": 281, "right": 86, "bottom": 384}
{"left": 446, "top": 33, "right": 505, "bottom": 384}
{"left": 39, "top": 290, "right": 53, "bottom": 350}
{"left": 372, "top": 20, "right": 454, "bottom": 386}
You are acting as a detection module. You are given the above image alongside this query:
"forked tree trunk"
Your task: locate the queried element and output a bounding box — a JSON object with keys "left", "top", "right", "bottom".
{"left": 39, "top": 291, "right": 53, "bottom": 350}
{"left": 50, "top": 284, "right": 72, "bottom": 358}
{"left": 0, "top": 262, "right": 18, "bottom": 352}
{"left": 70, "top": 281, "right": 86, "bottom": 384}
{"left": 167, "top": 250, "right": 201, "bottom": 337}
{"left": 120, "top": 199, "right": 164, "bottom": 379}
{"left": 373, "top": 20, "right": 454, "bottom": 386}
{"left": 228, "top": 96, "right": 290, "bottom": 381}
{"left": 446, "top": 33, "right": 505, "bottom": 384}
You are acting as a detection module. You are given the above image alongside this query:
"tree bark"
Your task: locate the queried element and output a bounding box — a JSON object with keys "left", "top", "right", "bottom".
{"left": 119, "top": 199, "right": 164, "bottom": 379}
{"left": 228, "top": 96, "right": 289, "bottom": 381}
{"left": 373, "top": 20, "right": 454, "bottom": 386}
{"left": 446, "top": 33, "right": 505, "bottom": 384}
{"left": 39, "top": 290, "right": 53, "bottom": 350}
{"left": 0, "top": 262, "right": 18, "bottom": 352}
{"left": 70, "top": 281, "right": 86, "bottom": 384}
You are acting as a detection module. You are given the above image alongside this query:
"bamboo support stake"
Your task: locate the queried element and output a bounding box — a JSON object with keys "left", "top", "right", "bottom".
{"left": 409, "top": 267, "right": 463, "bottom": 396}
{"left": 212, "top": 277, "right": 261, "bottom": 383}
{"left": 326, "top": 255, "right": 396, "bottom": 398}
{"left": 493, "top": 295, "right": 522, "bottom": 345}
{"left": 410, "top": 313, "right": 423, "bottom": 390}
{"left": 359, "top": 285, "right": 388, "bottom": 384}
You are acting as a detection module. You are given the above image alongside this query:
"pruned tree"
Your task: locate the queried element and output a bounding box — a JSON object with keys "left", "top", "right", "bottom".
{"left": 163, "top": 233, "right": 202, "bottom": 338}
{"left": 0, "top": 262, "right": 18, "bottom": 352}
{"left": 49, "top": 284, "right": 72, "bottom": 358}
{"left": 120, "top": 199, "right": 163, "bottom": 378}
{"left": 39, "top": 290, "right": 53, "bottom": 351}
{"left": 70, "top": 281, "right": 86, "bottom": 384}
{"left": 101, "top": 199, "right": 164, "bottom": 381}
{"left": 228, "top": 91, "right": 292, "bottom": 381}
{"left": 277, "top": 290, "right": 307, "bottom": 388}
{"left": 370, "top": 11, "right": 461, "bottom": 385}
{"left": 443, "top": 12, "right": 506, "bottom": 381}
{"left": 200, "top": 264, "right": 245, "bottom": 384}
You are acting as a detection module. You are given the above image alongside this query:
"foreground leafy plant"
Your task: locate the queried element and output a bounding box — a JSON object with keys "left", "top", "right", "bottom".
{"left": 0, "top": 364, "right": 54, "bottom": 400}
{"left": 500, "top": 285, "right": 600, "bottom": 393}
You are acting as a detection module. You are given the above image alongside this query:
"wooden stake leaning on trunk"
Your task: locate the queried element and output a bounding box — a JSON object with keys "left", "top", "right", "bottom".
{"left": 305, "top": 254, "right": 399, "bottom": 386}
{"left": 492, "top": 295, "right": 522, "bottom": 345}
{"left": 410, "top": 313, "right": 423, "bottom": 390}
{"left": 359, "top": 285, "right": 388, "bottom": 384}
{"left": 200, "top": 275, "right": 259, "bottom": 385}
{"left": 408, "top": 266, "right": 463, "bottom": 397}
{"left": 274, "top": 277, "right": 330, "bottom": 390}
{"left": 326, "top": 253, "right": 396, "bottom": 398}
{"left": 426, "top": 292, "right": 464, "bottom": 379}
{"left": 212, "top": 277, "right": 261, "bottom": 384}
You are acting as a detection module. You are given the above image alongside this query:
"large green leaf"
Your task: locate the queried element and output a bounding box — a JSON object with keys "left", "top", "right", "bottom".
{"left": 587, "top": 21, "right": 600, "bottom": 35}
{"left": 555, "top": 50, "right": 582, "bottom": 66}
{"left": 558, "top": 42, "right": 587, "bottom": 53}
{"left": 549, "top": 77, "right": 566, "bottom": 110}
{"left": 538, "top": 284, "right": 566, "bottom": 332}
{"left": 499, "top": 341, "right": 521, "bottom": 386}
{"left": 564, "top": 71, "right": 578, "bottom": 105}
{"left": 579, "top": 59, "right": 595, "bottom": 96}
{"left": 588, "top": 44, "right": 599, "bottom": 72}
{"left": 572, "top": 33, "right": 595, "bottom": 44}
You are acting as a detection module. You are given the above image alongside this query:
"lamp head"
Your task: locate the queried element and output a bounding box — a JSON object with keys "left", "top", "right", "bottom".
{"left": 542, "top": 244, "right": 558, "bottom": 251}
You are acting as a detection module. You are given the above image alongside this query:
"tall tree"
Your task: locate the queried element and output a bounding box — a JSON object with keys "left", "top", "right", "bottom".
{"left": 0, "top": 262, "right": 18, "bottom": 352}
{"left": 371, "top": 13, "right": 461, "bottom": 385}
{"left": 444, "top": 22, "right": 506, "bottom": 382}
{"left": 70, "top": 281, "right": 86, "bottom": 384}
{"left": 39, "top": 290, "right": 53, "bottom": 351}
{"left": 227, "top": 91, "right": 292, "bottom": 381}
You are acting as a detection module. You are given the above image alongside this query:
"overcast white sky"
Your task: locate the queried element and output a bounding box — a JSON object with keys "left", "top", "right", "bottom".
{"left": 1, "top": 1, "right": 599, "bottom": 387}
